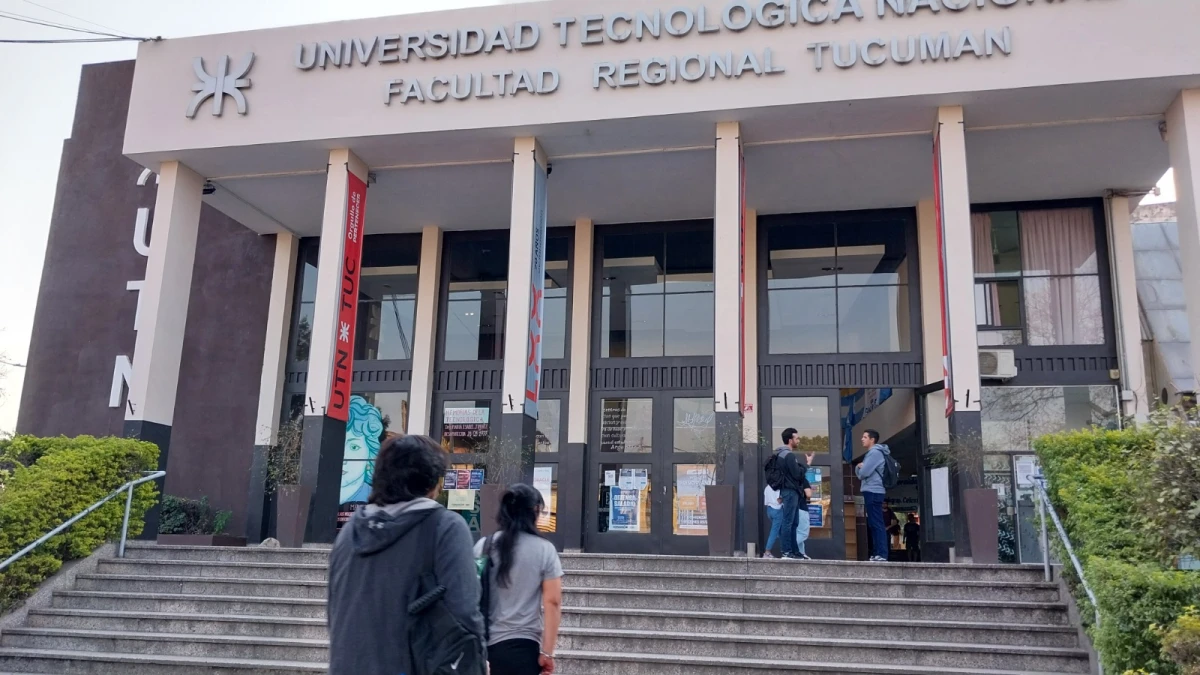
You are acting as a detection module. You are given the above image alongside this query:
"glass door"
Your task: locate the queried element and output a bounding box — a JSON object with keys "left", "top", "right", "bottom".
{"left": 585, "top": 392, "right": 717, "bottom": 555}
{"left": 762, "top": 393, "right": 844, "bottom": 560}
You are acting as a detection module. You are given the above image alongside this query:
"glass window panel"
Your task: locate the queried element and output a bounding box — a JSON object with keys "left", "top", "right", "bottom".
{"left": 805, "top": 465, "right": 833, "bottom": 539}
{"left": 600, "top": 288, "right": 664, "bottom": 358}
{"left": 672, "top": 398, "right": 715, "bottom": 453}
{"left": 770, "top": 398, "right": 830, "bottom": 454}
{"left": 837, "top": 285, "right": 910, "bottom": 353}
{"left": 673, "top": 463, "right": 716, "bottom": 536}
{"left": 370, "top": 392, "right": 410, "bottom": 435}
{"left": 440, "top": 400, "right": 492, "bottom": 454}
{"left": 768, "top": 287, "right": 837, "bottom": 354}
{"left": 981, "top": 386, "right": 1119, "bottom": 453}
{"left": 973, "top": 211, "right": 1022, "bottom": 276}
{"left": 836, "top": 219, "right": 909, "bottom": 286}
{"left": 599, "top": 398, "right": 653, "bottom": 453}
{"left": 1023, "top": 276, "right": 1104, "bottom": 346}
{"left": 534, "top": 464, "right": 557, "bottom": 533}
{"left": 664, "top": 229, "right": 714, "bottom": 292}
{"left": 1020, "top": 208, "right": 1098, "bottom": 276}
{"left": 293, "top": 303, "right": 314, "bottom": 362}
{"left": 767, "top": 220, "right": 837, "bottom": 289}
{"left": 357, "top": 267, "right": 419, "bottom": 360}
{"left": 977, "top": 330, "right": 1023, "bottom": 346}
{"left": 536, "top": 400, "right": 562, "bottom": 454}
{"left": 975, "top": 280, "right": 1022, "bottom": 329}
{"left": 444, "top": 290, "right": 506, "bottom": 360}
{"left": 541, "top": 290, "right": 568, "bottom": 360}
{"left": 664, "top": 292, "right": 714, "bottom": 356}
{"left": 602, "top": 232, "right": 664, "bottom": 294}
{"left": 598, "top": 463, "right": 652, "bottom": 533}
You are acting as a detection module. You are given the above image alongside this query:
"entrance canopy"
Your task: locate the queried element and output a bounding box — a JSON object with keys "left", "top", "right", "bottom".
{"left": 121, "top": 0, "right": 1200, "bottom": 234}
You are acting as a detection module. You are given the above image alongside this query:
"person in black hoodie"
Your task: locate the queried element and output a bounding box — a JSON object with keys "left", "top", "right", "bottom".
{"left": 327, "top": 434, "right": 485, "bottom": 675}
{"left": 774, "top": 428, "right": 813, "bottom": 560}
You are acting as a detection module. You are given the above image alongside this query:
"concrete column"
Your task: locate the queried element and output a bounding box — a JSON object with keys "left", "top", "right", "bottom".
{"left": 713, "top": 121, "right": 744, "bottom": 489}
{"left": 245, "top": 232, "right": 298, "bottom": 542}
{"left": 917, "top": 199, "right": 951, "bottom": 445}
{"left": 934, "top": 106, "right": 984, "bottom": 558}
{"left": 564, "top": 217, "right": 593, "bottom": 550}
{"left": 499, "top": 137, "right": 549, "bottom": 485}
{"left": 407, "top": 225, "right": 443, "bottom": 436}
{"left": 300, "top": 149, "right": 369, "bottom": 543}
{"left": 1105, "top": 195, "right": 1150, "bottom": 420}
{"left": 1165, "top": 90, "right": 1200, "bottom": 390}
{"left": 123, "top": 160, "right": 204, "bottom": 537}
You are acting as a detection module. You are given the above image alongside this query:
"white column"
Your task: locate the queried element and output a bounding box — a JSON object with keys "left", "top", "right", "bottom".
{"left": 714, "top": 121, "right": 743, "bottom": 417}
{"left": 254, "top": 233, "right": 298, "bottom": 447}
{"left": 917, "top": 198, "right": 951, "bottom": 444}
{"left": 304, "top": 149, "right": 369, "bottom": 414}
{"left": 741, "top": 208, "right": 759, "bottom": 444}
{"left": 501, "top": 137, "right": 549, "bottom": 417}
{"left": 1166, "top": 90, "right": 1200, "bottom": 389}
{"left": 1105, "top": 195, "right": 1150, "bottom": 420}
{"left": 408, "top": 225, "right": 443, "bottom": 436}
{"left": 934, "top": 107, "right": 982, "bottom": 417}
{"left": 125, "top": 160, "right": 204, "bottom": 428}
{"left": 567, "top": 218, "right": 594, "bottom": 445}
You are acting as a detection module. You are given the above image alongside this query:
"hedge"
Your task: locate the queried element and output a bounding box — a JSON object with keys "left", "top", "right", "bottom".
{"left": 1035, "top": 425, "right": 1200, "bottom": 674}
{"left": 0, "top": 435, "right": 159, "bottom": 611}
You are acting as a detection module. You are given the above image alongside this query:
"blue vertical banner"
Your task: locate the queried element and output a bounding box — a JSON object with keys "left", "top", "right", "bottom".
{"left": 523, "top": 158, "right": 549, "bottom": 419}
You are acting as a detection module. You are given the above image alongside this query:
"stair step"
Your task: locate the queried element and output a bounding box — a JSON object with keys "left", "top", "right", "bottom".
{"left": 554, "top": 650, "right": 1081, "bottom": 675}
{"left": 52, "top": 591, "right": 326, "bottom": 619}
{"left": 0, "top": 628, "right": 328, "bottom": 662}
{"left": 25, "top": 609, "right": 327, "bottom": 640}
{"left": 95, "top": 559, "right": 328, "bottom": 582}
{"left": 0, "top": 648, "right": 324, "bottom": 674}
{"left": 564, "top": 569, "right": 1060, "bottom": 602}
{"left": 556, "top": 628, "right": 1089, "bottom": 672}
{"left": 121, "top": 543, "right": 330, "bottom": 565}
{"left": 560, "top": 607, "right": 1080, "bottom": 647}
{"left": 74, "top": 574, "right": 327, "bottom": 600}
{"left": 563, "top": 587, "right": 1071, "bottom": 624}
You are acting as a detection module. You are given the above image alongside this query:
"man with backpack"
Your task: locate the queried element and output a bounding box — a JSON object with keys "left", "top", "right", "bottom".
{"left": 764, "top": 428, "right": 813, "bottom": 560}
{"left": 856, "top": 429, "right": 900, "bottom": 562}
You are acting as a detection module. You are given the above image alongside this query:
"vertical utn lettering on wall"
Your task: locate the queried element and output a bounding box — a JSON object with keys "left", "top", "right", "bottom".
{"left": 109, "top": 168, "right": 156, "bottom": 409}
{"left": 326, "top": 172, "right": 368, "bottom": 423}
{"left": 524, "top": 159, "right": 549, "bottom": 419}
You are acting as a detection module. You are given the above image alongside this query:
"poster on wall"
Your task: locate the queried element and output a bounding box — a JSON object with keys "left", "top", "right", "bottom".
{"left": 608, "top": 486, "right": 642, "bottom": 532}
{"left": 443, "top": 407, "right": 490, "bottom": 453}
{"left": 337, "top": 395, "right": 396, "bottom": 530}
{"left": 808, "top": 503, "right": 824, "bottom": 528}
{"left": 675, "top": 464, "right": 714, "bottom": 533}
{"left": 533, "top": 466, "right": 554, "bottom": 530}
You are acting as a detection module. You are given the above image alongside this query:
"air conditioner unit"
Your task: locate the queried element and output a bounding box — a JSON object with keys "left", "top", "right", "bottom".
{"left": 979, "top": 349, "right": 1018, "bottom": 380}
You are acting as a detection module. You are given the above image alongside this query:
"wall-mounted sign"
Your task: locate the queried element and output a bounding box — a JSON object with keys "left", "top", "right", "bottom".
{"left": 186, "top": 53, "right": 254, "bottom": 119}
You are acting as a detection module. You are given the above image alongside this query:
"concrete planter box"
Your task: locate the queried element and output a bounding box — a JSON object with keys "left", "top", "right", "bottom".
{"left": 157, "top": 534, "right": 246, "bottom": 547}
{"left": 964, "top": 487, "right": 1000, "bottom": 564}
{"left": 275, "top": 484, "right": 312, "bottom": 548}
{"left": 705, "top": 484, "right": 736, "bottom": 557}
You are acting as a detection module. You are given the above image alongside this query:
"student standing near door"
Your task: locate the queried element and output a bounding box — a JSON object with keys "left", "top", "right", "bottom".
{"left": 769, "top": 428, "right": 812, "bottom": 560}
{"left": 855, "top": 429, "right": 893, "bottom": 563}
{"left": 763, "top": 484, "right": 783, "bottom": 558}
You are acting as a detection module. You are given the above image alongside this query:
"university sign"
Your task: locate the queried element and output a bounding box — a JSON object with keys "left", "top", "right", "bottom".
{"left": 185, "top": 0, "right": 1079, "bottom": 116}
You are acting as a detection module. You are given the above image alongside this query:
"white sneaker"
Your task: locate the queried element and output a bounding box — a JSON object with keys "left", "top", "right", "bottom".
{"left": 869, "top": 555, "right": 887, "bottom": 562}
{"left": 762, "top": 551, "right": 775, "bottom": 559}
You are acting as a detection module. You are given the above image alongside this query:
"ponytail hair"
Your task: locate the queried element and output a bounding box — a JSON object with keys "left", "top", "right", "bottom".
{"left": 495, "top": 484, "right": 543, "bottom": 588}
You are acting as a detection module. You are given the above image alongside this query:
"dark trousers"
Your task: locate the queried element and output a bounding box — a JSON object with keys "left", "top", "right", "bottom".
{"left": 488, "top": 638, "right": 541, "bottom": 675}
{"left": 779, "top": 489, "right": 801, "bottom": 556}
{"left": 864, "top": 491, "right": 888, "bottom": 560}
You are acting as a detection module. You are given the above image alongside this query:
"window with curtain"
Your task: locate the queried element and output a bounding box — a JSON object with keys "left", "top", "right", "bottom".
{"left": 972, "top": 207, "right": 1104, "bottom": 347}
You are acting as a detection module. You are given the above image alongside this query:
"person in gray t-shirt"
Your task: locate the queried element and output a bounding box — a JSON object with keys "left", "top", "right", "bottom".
{"left": 474, "top": 484, "right": 563, "bottom": 675}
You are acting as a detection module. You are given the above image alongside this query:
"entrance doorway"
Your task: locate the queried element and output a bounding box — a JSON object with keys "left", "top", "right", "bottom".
{"left": 584, "top": 391, "right": 718, "bottom": 555}
{"left": 760, "top": 392, "right": 846, "bottom": 559}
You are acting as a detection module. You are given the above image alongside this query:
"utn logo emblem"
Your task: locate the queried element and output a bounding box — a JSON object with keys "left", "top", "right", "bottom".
{"left": 187, "top": 53, "right": 254, "bottom": 119}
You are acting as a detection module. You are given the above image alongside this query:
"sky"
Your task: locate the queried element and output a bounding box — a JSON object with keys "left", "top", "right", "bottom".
{"left": 0, "top": 0, "right": 1179, "bottom": 435}
{"left": 0, "top": 0, "right": 506, "bottom": 435}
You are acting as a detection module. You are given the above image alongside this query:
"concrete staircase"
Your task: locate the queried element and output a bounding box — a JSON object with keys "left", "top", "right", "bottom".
{"left": 0, "top": 543, "right": 1091, "bottom": 674}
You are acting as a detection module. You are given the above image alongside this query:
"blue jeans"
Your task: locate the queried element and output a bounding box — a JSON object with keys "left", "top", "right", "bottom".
{"left": 765, "top": 506, "right": 782, "bottom": 553}
{"left": 795, "top": 504, "right": 811, "bottom": 556}
{"left": 779, "top": 489, "right": 801, "bottom": 556}
{"left": 864, "top": 491, "right": 888, "bottom": 560}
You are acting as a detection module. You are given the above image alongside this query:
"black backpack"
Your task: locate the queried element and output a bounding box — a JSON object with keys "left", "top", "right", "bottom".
{"left": 764, "top": 453, "right": 785, "bottom": 490}
{"left": 878, "top": 450, "right": 901, "bottom": 490}
{"left": 407, "top": 515, "right": 487, "bottom": 675}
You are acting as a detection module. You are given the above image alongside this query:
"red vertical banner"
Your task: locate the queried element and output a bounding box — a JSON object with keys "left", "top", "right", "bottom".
{"left": 327, "top": 171, "right": 368, "bottom": 422}
{"left": 738, "top": 146, "right": 747, "bottom": 418}
{"left": 932, "top": 130, "right": 953, "bottom": 418}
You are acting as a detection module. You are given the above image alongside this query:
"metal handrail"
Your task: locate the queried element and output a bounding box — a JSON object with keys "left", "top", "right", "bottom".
{"left": 1033, "top": 474, "right": 1101, "bottom": 627}
{"left": 0, "top": 471, "right": 166, "bottom": 572}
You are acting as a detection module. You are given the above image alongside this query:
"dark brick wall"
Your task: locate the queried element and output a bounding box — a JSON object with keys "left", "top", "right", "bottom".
{"left": 17, "top": 59, "right": 274, "bottom": 534}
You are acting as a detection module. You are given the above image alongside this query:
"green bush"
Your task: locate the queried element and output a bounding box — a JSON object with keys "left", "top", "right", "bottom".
{"left": 1142, "top": 409, "right": 1200, "bottom": 562}
{"left": 1157, "top": 606, "right": 1200, "bottom": 675}
{"left": 159, "top": 495, "right": 230, "bottom": 535}
{"left": 0, "top": 435, "right": 158, "bottom": 610}
{"left": 1036, "top": 424, "right": 1200, "bottom": 675}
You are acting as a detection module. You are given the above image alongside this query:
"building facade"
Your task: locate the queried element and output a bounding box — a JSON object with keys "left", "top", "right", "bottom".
{"left": 19, "top": 0, "right": 1200, "bottom": 561}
